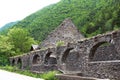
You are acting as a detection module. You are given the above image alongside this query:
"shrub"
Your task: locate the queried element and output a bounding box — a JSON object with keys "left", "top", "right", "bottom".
{"left": 40, "top": 71, "right": 58, "bottom": 80}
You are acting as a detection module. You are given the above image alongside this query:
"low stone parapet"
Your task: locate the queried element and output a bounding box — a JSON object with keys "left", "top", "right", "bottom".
{"left": 56, "top": 74, "right": 109, "bottom": 80}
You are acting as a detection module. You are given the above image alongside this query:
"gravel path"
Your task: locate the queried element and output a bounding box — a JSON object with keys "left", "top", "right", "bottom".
{"left": 0, "top": 69, "right": 44, "bottom": 80}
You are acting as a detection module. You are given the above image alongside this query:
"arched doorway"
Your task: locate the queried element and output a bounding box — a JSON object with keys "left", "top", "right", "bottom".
{"left": 44, "top": 52, "right": 57, "bottom": 65}
{"left": 32, "top": 54, "right": 41, "bottom": 65}
{"left": 17, "top": 58, "right": 22, "bottom": 69}
{"left": 60, "top": 48, "right": 80, "bottom": 72}
{"left": 12, "top": 59, "right": 15, "bottom": 66}
{"left": 61, "top": 48, "right": 73, "bottom": 64}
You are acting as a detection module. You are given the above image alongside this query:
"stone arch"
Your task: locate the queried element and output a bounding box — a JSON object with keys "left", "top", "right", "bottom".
{"left": 89, "top": 41, "right": 119, "bottom": 61}
{"left": 17, "top": 58, "right": 22, "bottom": 69}
{"left": 12, "top": 59, "right": 15, "bottom": 66}
{"left": 44, "top": 52, "right": 57, "bottom": 65}
{"left": 61, "top": 48, "right": 74, "bottom": 64}
{"left": 32, "top": 54, "right": 41, "bottom": 65}
{"left": 59, "top": 47, "right": 80, "bottom": 72}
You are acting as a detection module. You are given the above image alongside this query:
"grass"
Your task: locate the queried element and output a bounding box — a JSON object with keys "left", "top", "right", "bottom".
{"left": 56, "top": 41, "right": 65, "bottom": 47}
{"left": 40, "top": 71, "right": 59, "bottom": 80}
{"left": 0, "top": 65, "right": 59, "bottom": 80}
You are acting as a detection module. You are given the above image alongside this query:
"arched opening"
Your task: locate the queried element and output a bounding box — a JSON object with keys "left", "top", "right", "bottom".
{"left": 60, "top": 48, "right": 80, "bottom": 71}
{"left": 66, "top": 51, "right": 79, "bottom": 63}
{"left": 89, "top": 41, "right": 119, "bottom": 61}
{"left": 32, "top": 54, "right": 41, "bottom": 65}
{"left": 49, "top": 55, "right": 57, "bottom": 64}
{"left": 61, "top": 48, "right": 73, "bottom": 64}
{"left": 17, "top": 58, "right": 22, "bottom": 69}
{"left": 44, "top": 52, "right": 57, "bottom": 65}
{"left": 44, "top": 52, "right": 52, "bottom": 65}
{"left": 12, "top": 59, "right": 15, "bottom": 66}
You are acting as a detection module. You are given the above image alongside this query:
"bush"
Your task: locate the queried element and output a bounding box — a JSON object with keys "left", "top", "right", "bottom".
{"left": 40, "top": 71, "right": 58, "bottom": 80}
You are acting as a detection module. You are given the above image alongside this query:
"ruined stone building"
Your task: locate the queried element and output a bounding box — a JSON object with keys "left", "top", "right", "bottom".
{"left": 10, "top": 18, "right": 120, "bottom": 80}
{"left": 40, "top": 18, "right": 84, "bottom": 48}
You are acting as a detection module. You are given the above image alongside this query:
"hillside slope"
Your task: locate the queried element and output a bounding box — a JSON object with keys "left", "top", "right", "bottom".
{"left": 1, "top": 0, "right": 120, "bottom": 41}
{"left": 0, "top": 21, "right": 19, "bottom": 35}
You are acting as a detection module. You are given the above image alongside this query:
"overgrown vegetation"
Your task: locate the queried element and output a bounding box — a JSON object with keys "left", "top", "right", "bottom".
{"left": 1, "top": 0, "right": 120, "bottom": 41}
{"left": 0, "top": 28, "right": 37, "bottom": 65}
{"left": 0, "top": 21, "right": 19, "bottom": 35}
{"left": 56, "top": 41, "right": 65, "bottom": 47}
{"left": 0, "top": 0, "right": 120, "bottom": 79}
{"left": 40, "top": 71, "right": 59, "bottom": 80}
{"left": 8, "top": 27, "right": 37, "bottom": 53}
{"left": 0, "top": 65, "right": 59, "bottom": 80}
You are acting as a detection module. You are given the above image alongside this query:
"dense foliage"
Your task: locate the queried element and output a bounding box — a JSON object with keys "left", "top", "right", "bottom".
{"left": 8, "top": 28, "right": 37, "bottom": 53}
{"left": 0, "top": 35, "right": 14, "bottom": 65}
{"left": 0, "top": 0, "right": 120, "bottom": 78}
{"left": 0, "top": 21, "right": 19, "bottom": 35}
{"left": 0, "top": 0, "right": 119, "bottom": 41}
{"left": 0, "top": 0, "right": 120, "bottom": 66}
{"left": 0, "top": 28, "right": 37, "bottom": 65}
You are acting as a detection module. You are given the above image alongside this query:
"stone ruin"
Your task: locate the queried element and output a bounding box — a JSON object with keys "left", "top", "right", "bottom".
{"left": 9, "top": 18, "right": 120, "bottom": 80}
{"left": 40, "top": 18, "right": 84, "bottom": 48}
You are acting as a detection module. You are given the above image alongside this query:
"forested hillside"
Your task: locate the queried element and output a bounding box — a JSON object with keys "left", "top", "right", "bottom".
{"left": 1, "top": 0, "right": 120, "bottom": 41}
{"left": 0, "top": 21, "right": 19, "bottom": 35}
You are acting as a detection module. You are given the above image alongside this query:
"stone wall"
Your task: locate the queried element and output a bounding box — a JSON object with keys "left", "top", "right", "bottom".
{"left": 56, "top": 30, "right": 120, "bottom": 79}
{"left": 93, "top": 44, "right": 120, "bottom": 61}
{"left": 86, "top": 61, "right": 120, "bottom": 80}
{"left": 40, "top": 18, "right": 84, "bottom": 48}
{"left": 56, "top": 74, "right": 109, "bottom": 80}
{"left": 57, "top": 42, "right": 88, "bottom": 74}
{"left": 9, "top": 27, "right": 120, "bottom": 80}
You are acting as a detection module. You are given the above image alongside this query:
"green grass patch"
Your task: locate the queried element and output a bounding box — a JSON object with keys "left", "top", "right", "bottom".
{"left": 0, "top": 65, "right": 59, "bottom": 80}
{"left": 40, "top": 71, "right": 59, "bottom": 80}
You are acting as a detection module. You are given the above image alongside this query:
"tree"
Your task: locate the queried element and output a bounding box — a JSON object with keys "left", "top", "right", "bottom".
{"left": 7, "top": 28, "right": 37, "bottom": 54}
{"left": 0, "top": 35, "right": 14, "bottom": 65}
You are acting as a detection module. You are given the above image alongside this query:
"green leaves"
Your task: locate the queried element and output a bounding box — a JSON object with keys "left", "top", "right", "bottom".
{"left": 0, "top": 35, "right": 14, "bottom": 54}
{"left": 0, "top": 35, "right": 14, "bottom": 65}
{"left": 1, "top": 0, "right": 120, "bottom": 41}
{"left": 0, "top": 0, "right": 120, "bottom": 56}
{"left": 7, "top": 28, "right": 37, "bottom": 53}
{"left": 0, "top": 28, "right": 38, "bottom": 66}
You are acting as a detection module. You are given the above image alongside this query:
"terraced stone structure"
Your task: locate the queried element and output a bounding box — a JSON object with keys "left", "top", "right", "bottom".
{"left": 10, "top": 18, "right": 120, "bottom": 80}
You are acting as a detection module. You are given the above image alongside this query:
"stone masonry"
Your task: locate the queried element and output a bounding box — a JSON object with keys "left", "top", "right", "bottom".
{"left": 10, "top": 18, "right": 120, "bottom": 80}
{"left": 40, "top": 18, "right": 84, "bottom": 48}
